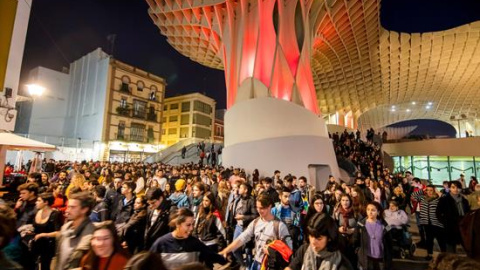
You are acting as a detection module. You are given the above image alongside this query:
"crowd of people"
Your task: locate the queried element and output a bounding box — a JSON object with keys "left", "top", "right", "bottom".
{"left": 330, "top": 129, "right": 384, "bottom": 180}
{"left": 1, "top": 158, "right": 479, "bottom": 270}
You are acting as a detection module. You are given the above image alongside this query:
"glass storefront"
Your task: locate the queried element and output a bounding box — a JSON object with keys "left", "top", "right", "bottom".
{"left": 393, "top": 155, "right": 478, "bottom": 186}
{"left": 109, "top": 150, "right": 144, "bottom": 162}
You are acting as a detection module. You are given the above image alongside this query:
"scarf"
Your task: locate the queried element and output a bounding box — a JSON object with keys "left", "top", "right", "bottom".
{"left": 338, "top": 206, "right": 354, "bottom": 228}
{"left": 302, "top": 245, "right": 342, "bottom": 270}
{"left": 451, "top": 194, "right": 465, "bottom": 216}
{"left": 192, "top": 195, "right": 203, "bottom": 206}
{"left": 426, "top": 193, "right": 438, "bottom": 202}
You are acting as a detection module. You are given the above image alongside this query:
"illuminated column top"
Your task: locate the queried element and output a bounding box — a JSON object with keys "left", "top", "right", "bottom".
{"left": 147, "top": 0, "right": 322, "bottom": 114}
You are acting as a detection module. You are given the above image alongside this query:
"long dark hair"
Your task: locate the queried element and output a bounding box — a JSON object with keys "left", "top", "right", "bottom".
{"left": 82, "top": 221, "right": 128, "bottom": 270}
{"left": 197, "top": 191, "right": 217, "bottom": 219}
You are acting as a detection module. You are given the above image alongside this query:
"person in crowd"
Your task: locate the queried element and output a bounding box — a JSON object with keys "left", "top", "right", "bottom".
{"left": 220, "top": 194, "right": 292, "bottom": 270}
{"left": 334, "top": 193, "right": 362, "bottom": 268}
{"left": 134, "top": 170, "right": 146, "bottom": 197}
{"left": 150, "top": 208, "right": 227, "bottom": 269}
{"left": 272, "top": 186, "right": 302, "bottom": 249}
{"left": 55, "top": 191, "right": 95, "bottom": 270}
{"left": 164, "top": 182, "right": 172, "bottom": 198}
{"left": 354, "top": 201, "right": 393, "bottom": 270}
{"left": 216, "top": 180, "right": 230, "bottom": 218}
{"left": 437, "top": 180, "right": 470, "bottom": 253}
{"left": 90, "top": 185, "right": 109, "bottom": 222}
{"left": 122, "top": 195, "right": 148, "bottom": 254}
{"left": 354, "top": 178, "right": 373, "bottom": 203}
{"left": 325, "top": 175, "right": 337, "bottom": 192}
{"left": 32, "top": 193, "right": 62, "bottom": 270}
{"left": 15, "top": 182, "right": 39, "bottom": 228}
{"left": 0, "top": 204, "right": 22, "bottom": 270}
{"left": 144, "top": 188, "right": 171, "bottom": 250}
{"left": 440, "top": 181, "right": 450, "bottom": 196}
{"left": 80, "top": 221, "right": 130, "bottom": 270}
{"left": 467, "top": 184, "right": 480, "bottom": 210}
{"left": 303, "top": 193, "right": 328, "bottom": 235}
{"left": 113, "top": 181, "right": 136, "bottom": 230}
{"left": 383, "top": 201, "right": 408, "bottom": 229}
{"left": 66, "top": 173, "right": 86, "bottom": 199}
{"left": 351, "top": 186, "right": 367, "bottom": 216}
{"left": 411, "top": 185, "right": 446, "bottom": 259}
{"left": 50, "top": 183, "right": 67, "bottom": 214}
{"left": 123, "top": 251, "right": 167, "bottom": 270}
{"left": 193, "top": 191, "right": 226, "bottom": 254}
{"left": 169, "top": 179, "right": 190, "bottom": 212}
{"left": 390, "top": 186, "right": 407, "bottom": 210}
{"left": 287, "top": 213, "right": 354, "bottom": 270}
{"left": 460, "top": 191, "right": 480, "bottom": 262}
{"left": 369, "top": 180, "right": 383, "bottom": 206}
{"left": 230, "top": 182, "right": 258, "bottom": 267}
{"left": 262, "top": 177, "right": 279, "bottom": 204}
{"left": 428, "top": 253, "right": 480, "bottom": 270}
{"left": 284, "top": 175, "right": 304, "bottom": 213}
{"left": 190, "top": 182, "right": 206, "bottom": 218}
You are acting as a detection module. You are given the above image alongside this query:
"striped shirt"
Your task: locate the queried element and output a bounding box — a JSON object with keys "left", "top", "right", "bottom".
{"left": 411, "top": 190, "right": 443, "bottom": 228}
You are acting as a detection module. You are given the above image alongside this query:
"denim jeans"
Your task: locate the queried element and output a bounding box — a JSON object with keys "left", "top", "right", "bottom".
{"left": 249, "top": 261, "right": 261, "bottom": 270}
{"left": 233, "top": 224, "right": 245, "bottom": 266}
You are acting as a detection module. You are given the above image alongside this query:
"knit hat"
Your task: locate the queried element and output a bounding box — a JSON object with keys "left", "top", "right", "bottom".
{"left": 175, "top": 179, "right": 186, "bottom": 191}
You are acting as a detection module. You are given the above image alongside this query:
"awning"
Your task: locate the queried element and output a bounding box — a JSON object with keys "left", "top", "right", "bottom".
{"left": 0, "top": 133, "right": 57, "bottom": 152}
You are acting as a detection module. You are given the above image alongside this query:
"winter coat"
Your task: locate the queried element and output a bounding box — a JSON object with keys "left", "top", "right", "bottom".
{"left": 437, "top": 193, "right": 470, "bottom": 245}
{"left": 353, "top": 219, "right": 393, "bottom": 270}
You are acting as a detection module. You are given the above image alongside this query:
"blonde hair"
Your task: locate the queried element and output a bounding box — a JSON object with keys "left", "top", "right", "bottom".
{"left": 71, "top": 173, "right": 86, "bottom": 188}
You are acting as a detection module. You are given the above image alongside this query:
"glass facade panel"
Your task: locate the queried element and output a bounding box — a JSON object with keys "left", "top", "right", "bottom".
{"left": 429, "top": 156, "right": 450, "bottom": 185}
{"left": 181, "top": 102, "right": 190, "bottom": 112}
{"left": 180, "top": 114, "right": 189, "bottom": 125}
{"left": 412, "top": 156, "right": 429, "bottom": 180}
{"left": 450, "top": 156, "right": 475, "bottom": 179}
{"left": 193, "top": 100, "right": 212, "bottom": 114}
{"left": 192, "top": 126, "right": 211, "bottom": 139}
{"left": 193, "top": 113, "right": 212, "bottom": 127}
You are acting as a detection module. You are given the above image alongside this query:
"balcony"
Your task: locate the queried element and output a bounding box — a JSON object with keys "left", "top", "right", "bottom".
{"left": 147, "top": 112, "right": 157, "bottom": 122}
{"left": 130, "top": 135, "right": 146, "bottom": 143}
{"left": 132, "top": 110, "right": 146, "bottom": 119}
{"left": 116, "top": 106, "right": 131, "bottom": 117}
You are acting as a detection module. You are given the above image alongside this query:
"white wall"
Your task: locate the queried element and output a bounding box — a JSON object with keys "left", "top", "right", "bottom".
{"left": 224, "top": 97, "right": 328, "bottom": 147}
{"left": 222, "top": 98, "right": 340, "bottom": 189}
{"left": 27, "top": 67, "right": 70, "bottom": 136}
{"left": 64, "top": 48, "right": 110, "bottom": 142}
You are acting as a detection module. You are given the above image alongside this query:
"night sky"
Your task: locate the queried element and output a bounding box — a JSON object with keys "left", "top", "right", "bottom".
{"left": 21, "top": 0, "right": 480, "bottom": 111}
{"left": 21, "top": 0, "right": 227, "bottom": 108}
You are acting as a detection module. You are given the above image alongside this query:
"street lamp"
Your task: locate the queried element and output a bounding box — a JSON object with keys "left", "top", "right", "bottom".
{"left": 25, "top": 84, "right": 45, "bottom": 99}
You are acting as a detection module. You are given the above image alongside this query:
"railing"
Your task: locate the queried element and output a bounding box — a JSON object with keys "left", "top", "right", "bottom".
{"left": 132, "top": 110, "right": 146, "bottom": 119}
{"left": 143, "top": 137, "right": 203, "bottom": 163}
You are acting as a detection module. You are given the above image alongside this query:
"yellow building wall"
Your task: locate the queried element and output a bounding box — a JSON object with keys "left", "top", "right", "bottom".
{"left": 0, "top": 0, "right": 17, "bottom": 92}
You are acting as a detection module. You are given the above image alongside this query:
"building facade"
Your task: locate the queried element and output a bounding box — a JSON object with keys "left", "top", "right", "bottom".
{"left": 105, "top": 59, "right": 165, "bottom": 162}
{"left": 17, "top": 48, "right": 166, "bottom": 162}
{"left": 161, "top": 93, "right": 215, "bottom": 146}
{"left": 214, "top": 109, "right": 225, "bottom": 144}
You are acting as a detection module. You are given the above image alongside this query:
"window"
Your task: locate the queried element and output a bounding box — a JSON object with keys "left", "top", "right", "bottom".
{"left": 180, "top": 127, "right": 189, "bottom": 138}
{"left": 121, "top": 76, "right": 130, "bottom": 92}
{"left": 137, "top": 81, "right": 144, "bottom": 92}
{"left": 162, "top": 129, "right": 166, "bottom": 135}
{"left": 162, "top": 117, "right": 166, "bottom": 123}
{"left": 120, "top": 97, "right": 127, "bottom": 108}
{"left": 169, "top": 115, "right": 178, "bottom": 122}
{"left": 193, "top": 100, "right": 212, "bottom": 114}
{"left": 147, "top": 127, "right": 154, "bottom": 143}
{"left": 168, "top": 128, "right": 177, "bottom": 135}
{"left": 117, "top": 121, "right": 125, "bottom": 139}
{"left": 163, "top": 104, "right": 168, "bottom": 111}
{"left": 133, "top": 100, "right": 147, "bottom": 119}
{"left": 147, "top": 106, "right": 156, "bottom": 121}
{"left": 181, "top": 102, "right": 190, "bottom": 112}
{"left": 192, "top": 126, "right": 211, "bottom": 139}
{"left": 193, "top": 113, "right": 212, "bottom": 127}
{"left": 149, "top": 91, "right": 156, "bottom": 101}
{"left": 130, "top": 123, "right": 145, "bottom": 142}
{"left": 170, "top": 103, "right": 179, "bottom": 110}
{"left": 180, "top": 114, "right": 190, "bottom": 125}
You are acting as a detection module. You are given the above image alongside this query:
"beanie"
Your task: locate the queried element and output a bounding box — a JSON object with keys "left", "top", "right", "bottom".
{"left": 175, "top": 179, "right": 186, "bottom": 191}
